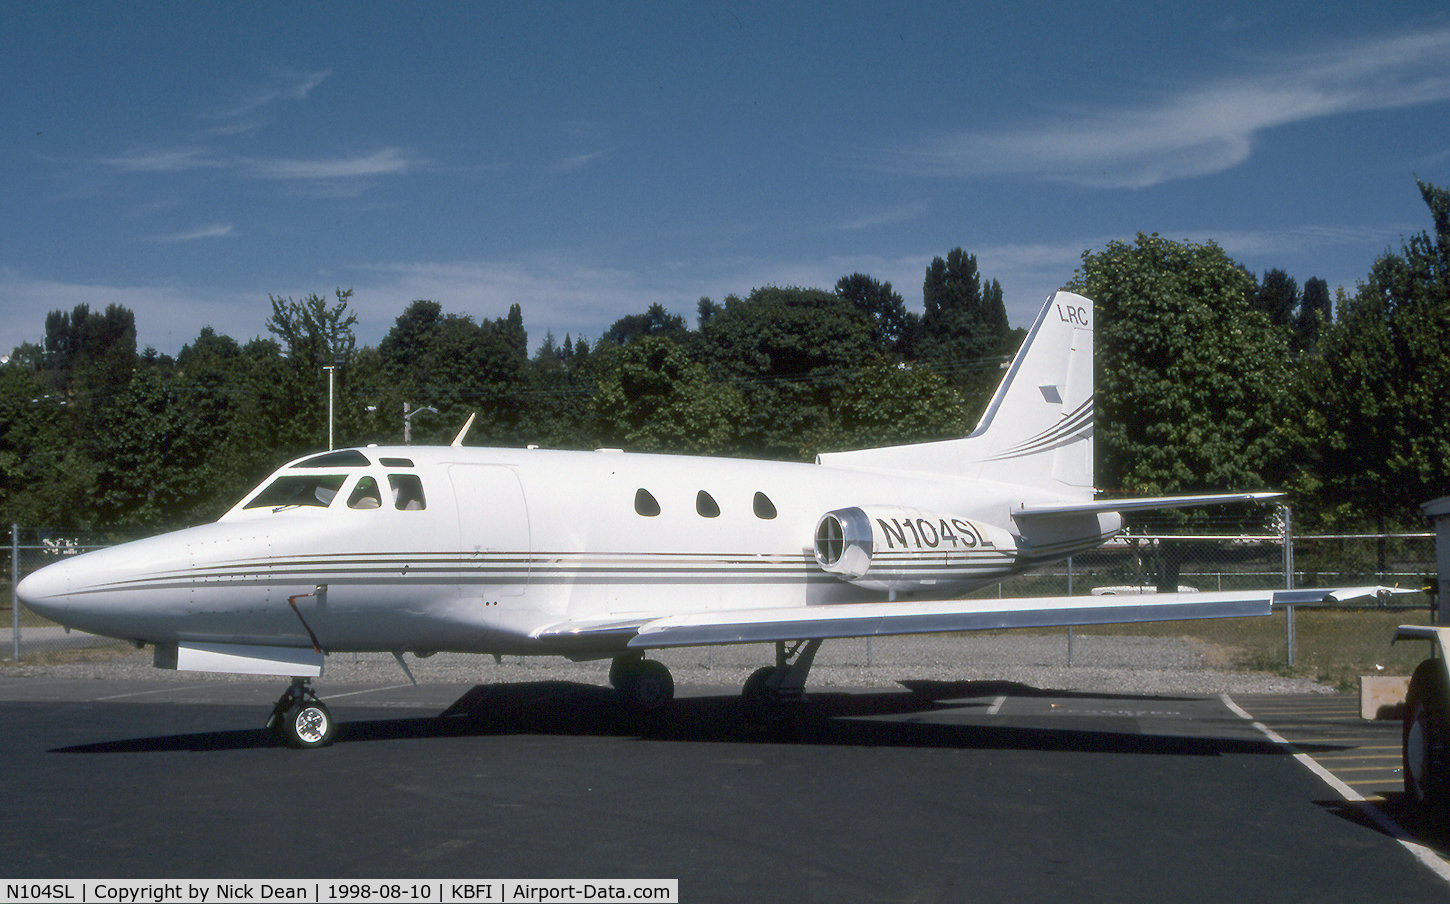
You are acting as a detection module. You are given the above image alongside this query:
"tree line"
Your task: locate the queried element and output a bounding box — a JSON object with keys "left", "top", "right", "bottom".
{"left": 2, "top": 180, "right": 1447, "bottom": 536}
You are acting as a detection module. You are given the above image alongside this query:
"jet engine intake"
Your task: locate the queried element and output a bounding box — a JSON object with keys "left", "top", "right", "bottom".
{"left": 813, "top": 506, "right": 1016, "bottom": 594}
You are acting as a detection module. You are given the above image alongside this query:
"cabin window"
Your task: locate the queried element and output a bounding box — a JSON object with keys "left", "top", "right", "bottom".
{"left": 379, "top": 457, "right": 414, "bottom": 468}
{"left": 696, "top": 491, "right": 720, "bottom": 518}
{"left": 295, "top": 450, "right": 370, "bottom": 468}
{"left": 347, "top": 476, "right": 382, "bottom": 509}
{"left": 753, "top": 492, "right": 778, "bottom": 520}
{"left": 244, "top": 474, "right": 347, "bottom": 510}
{"left": 634, "top": 488, "right": 660, "bottom": 517}
{"left": 389, "top": 474, "right": 427, "bottom": 510}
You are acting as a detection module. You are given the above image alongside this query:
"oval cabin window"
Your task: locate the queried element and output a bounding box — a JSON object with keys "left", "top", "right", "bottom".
{"left": 696, "top": 491, "right": 720, "bottom": 518}
{"left": 753, "top": 492, "right": 778, "bottom": 520}
{"left": 635, "top": 488, "right": 661, "bottom": 517}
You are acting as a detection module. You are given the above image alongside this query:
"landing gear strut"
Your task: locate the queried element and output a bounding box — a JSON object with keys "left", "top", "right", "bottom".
{"left": 268, "top": 677, "right": 336, "bottom": 749}
{"left": 609, "top": 653, "right": 675, "bottom": 711}
{"left": 742, "top": 639, "right": 822, "bottom": 722}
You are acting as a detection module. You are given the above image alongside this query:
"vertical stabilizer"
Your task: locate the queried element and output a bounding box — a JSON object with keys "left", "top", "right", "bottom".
{"left": 817, "top": 292, "right": 1094, "bottom": 498}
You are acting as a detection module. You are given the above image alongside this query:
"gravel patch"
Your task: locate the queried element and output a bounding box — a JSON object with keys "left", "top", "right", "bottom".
{"left": 1, "top": 632, "right": 1335, "bottom": 696}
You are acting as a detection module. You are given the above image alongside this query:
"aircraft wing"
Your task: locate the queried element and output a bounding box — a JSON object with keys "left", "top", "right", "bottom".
{"left": 537, "top": 585, "right": 1394, "bottom": 652}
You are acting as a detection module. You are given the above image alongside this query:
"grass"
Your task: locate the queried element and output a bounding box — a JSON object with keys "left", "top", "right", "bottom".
{"left": 1039, "top": 608, "right": 1436, "bottom": 692}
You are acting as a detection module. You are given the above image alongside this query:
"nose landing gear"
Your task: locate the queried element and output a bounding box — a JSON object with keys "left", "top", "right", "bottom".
{"left": 268, "top": 677, "right": 336, "bottom": 748}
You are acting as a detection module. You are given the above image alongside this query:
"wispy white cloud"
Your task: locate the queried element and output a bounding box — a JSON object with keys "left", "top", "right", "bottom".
{"left": 242, "top": 147, "right": 417, "bottom": 180}
{"left": 883, "top": 28, "right": 1450, "bottom": 189}
{"left": 203, "top": 68, "right": 332, "bottom": 132}
{"left": 99, "top": 146, "right": 420, "bottom": 184}
{"left": 152, "top": 223, "right": 234, "bottom": 243}
{"left": 100, "top": 147, "right": 226, "bottom": 173}
{"left": 835, "top": 203, "right": 929, "bottom": 231}
{"left": 553, "top": 150, "right": 608, "bottom": 173}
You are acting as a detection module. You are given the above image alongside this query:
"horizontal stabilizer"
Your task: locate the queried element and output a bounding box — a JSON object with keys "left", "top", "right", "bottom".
{"left": 1015, "top": 491, "right": 1283, "bottom": 518}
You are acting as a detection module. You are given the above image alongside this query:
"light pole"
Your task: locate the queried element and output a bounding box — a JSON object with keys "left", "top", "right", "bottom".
{"left": 403, "top": 402, "right": 437, "bottom": 444}
{"left": 323, "top": 365, "right": 337, "bottom": 450}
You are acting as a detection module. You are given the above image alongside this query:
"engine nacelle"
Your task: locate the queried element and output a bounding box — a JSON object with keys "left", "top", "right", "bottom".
{"left": 813, "top": 506, "right": 1018, "bottom": 594}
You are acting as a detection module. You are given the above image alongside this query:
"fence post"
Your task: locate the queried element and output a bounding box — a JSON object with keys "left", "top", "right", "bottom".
{"left": 1066, "top": 556, "right": 1074, "bottom": 666}
{"left": 1280, "top": 504, "right": 1295, "bottom": 667}
{"left": 11, "top": 524, "right": 19, "bottom": 662}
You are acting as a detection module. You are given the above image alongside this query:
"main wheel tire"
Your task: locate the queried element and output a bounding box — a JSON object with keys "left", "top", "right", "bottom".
{"left": 609, "top": 654, "right": 640, "bottom": 691}
{"left": 1404, "top": 659, "right": 1449, "bottom": 808}
{"left": 622, "top": 659, "right": 674, "bottom": 711}
{"left": 279, "top": 701, "right": 336, "bottom": 749}
{"left": 741, "top": 666, "right": 784, "bottom": 723}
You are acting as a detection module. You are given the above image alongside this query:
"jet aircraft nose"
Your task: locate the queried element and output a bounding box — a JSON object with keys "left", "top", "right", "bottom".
{"left": 16, "top": 555, "right": 82, "bottom": 625}
{"left": 14, "top": 536, "right": 195, "bottom": 641}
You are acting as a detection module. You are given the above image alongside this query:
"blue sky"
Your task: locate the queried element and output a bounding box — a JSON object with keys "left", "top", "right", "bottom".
{"left": 4, "top": 2, "right": 1449, "bottom": 358}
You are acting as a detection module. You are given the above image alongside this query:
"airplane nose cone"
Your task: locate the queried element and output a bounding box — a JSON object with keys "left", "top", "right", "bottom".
{"left": 16, "top": 557, "right": 78, "bottom": 623}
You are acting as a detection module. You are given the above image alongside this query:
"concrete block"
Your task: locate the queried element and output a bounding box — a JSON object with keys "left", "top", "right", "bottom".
{"left": 1360, "top": 675, "right": 1410, "bottom": 721}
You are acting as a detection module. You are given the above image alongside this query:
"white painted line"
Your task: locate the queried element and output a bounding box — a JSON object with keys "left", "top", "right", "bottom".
{"left": 322, "top": 683, "right": 418, "bottom": 700}
{"left": 1222, "top": 694, "right": 1450, "bottom": 886}
{"left": 987, "top": 695, "right": 1006, "bottom": 715}
{"left": 96, "top": 684, "right": 215, "bottom": 701}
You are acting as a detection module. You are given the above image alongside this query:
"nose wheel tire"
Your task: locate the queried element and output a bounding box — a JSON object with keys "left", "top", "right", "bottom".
{"left": 269, "top": 678, "right": 336, "bottom": 748}
{"left": 278, "top": 701, "right": 335, "bottom": 748}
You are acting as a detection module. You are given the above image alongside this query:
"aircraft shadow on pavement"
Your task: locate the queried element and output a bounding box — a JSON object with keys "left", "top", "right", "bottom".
{"left": 52, "top": 678, "right": 1278, "bottom": 758}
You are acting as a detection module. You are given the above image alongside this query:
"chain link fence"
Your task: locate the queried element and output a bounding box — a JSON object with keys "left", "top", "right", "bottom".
{"left": 4, "top": 525, "right": 134, "bottom": 662}
{"left": 5, "top": 516, "right": 1439, "bottom": 689}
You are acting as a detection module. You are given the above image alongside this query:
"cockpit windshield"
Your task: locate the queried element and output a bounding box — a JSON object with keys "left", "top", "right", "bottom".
{"left": 244, "top": 474, "right": 347, "bottom": 510}
{"left": 239, "top": 469, "right": 427, "bottom": 514}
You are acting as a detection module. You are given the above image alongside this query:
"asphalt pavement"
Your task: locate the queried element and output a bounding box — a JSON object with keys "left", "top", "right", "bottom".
{"left": 1, "top": 676, "right": 1447, "bottom": 903}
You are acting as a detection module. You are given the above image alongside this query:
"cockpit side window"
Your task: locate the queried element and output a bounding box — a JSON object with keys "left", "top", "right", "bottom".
{"left": 347, "top": 476, "right": 382, "bottom": 509}
{"left": 244, "top": 474, "right": 348, "bottom": 510}
{"left": 389, "top": 474, "right": 426, "bottom": 511}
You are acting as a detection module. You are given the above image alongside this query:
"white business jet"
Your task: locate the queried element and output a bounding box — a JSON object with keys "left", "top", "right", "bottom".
{"left": 17, "top": 292, "right": 1345, "bottom": 748}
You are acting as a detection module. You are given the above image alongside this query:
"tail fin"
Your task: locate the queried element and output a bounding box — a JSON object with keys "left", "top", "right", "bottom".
{"left": 817, "top": 291, "right": 1094, "bottom": 498}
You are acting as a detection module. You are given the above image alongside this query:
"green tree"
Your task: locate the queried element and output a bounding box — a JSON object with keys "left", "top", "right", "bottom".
{"left": 1294, "top": 276, "right": 1331, "bottom": 352}
{"left": 0, "top": 364, "right": 71, "bottom": 527}
{"left": 1291, "top": 181, "right": 1450, "bottom": 529}
{"left": 1068, "top": 233, "right": 1292, "bottom": 500}
{"left": 264, "top": 288, "right": 359, "bottom": 455}
{"left": 591, "top": 336, "right": 745, "bottom": 454}
{"left": 918, "top": 249, "right": 1011, "bottom": 366}
{"left": 807, "top": 363, "right": 970, "bottom": 455}
{"left": 1255, "top": 268, "right": 1299, "bottom": 328}
{"left": 699, "top": 286, "right": 877, "bottom": 459}
{"left": 602, "top": 303, "right": 688, "bottom": 347}
{"left": 835, "top": 273, "right": 911, "bottom": 357}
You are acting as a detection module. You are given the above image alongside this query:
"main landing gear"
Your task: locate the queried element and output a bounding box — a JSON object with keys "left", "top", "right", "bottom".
{"left": 609, "top": 653, "right": 676, "bottom": 711}
{"left": 741, "top": 639, "right": 822, "bottom": 722}
{"left": 268, "top": 677, "right": 336, "bottom": 749}
{"left": 609, "top": 640, "right": 823, "bottom": 722}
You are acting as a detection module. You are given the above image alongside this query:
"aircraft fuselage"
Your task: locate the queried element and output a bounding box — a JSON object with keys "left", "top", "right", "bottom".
{"left": 19, "top": 443, "right": 1118, "bottom": 659}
